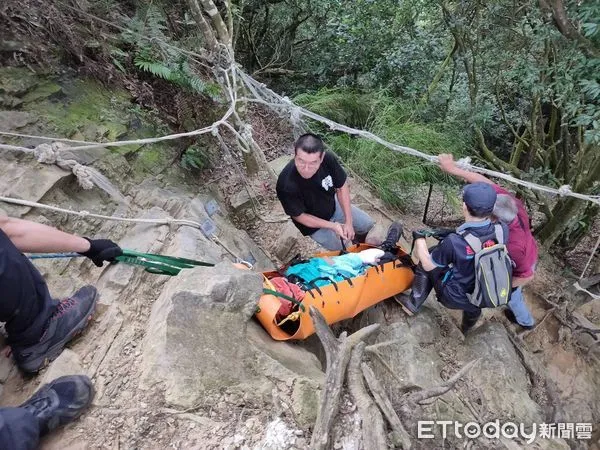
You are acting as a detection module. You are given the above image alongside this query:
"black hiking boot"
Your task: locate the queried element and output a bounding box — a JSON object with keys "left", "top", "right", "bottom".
{"left": 12, "top": 285, "right": 98, "bottom": 373}
{"left": 20, "top": 375, "right": 94, "bottom": 436}
{"left": 354, "top": 232, "right": 369, "bottom": 244}
{"left": 395, "top": 264, "right": 433, "bottom": 315}
{"left": 460, "top": 313, "right": 479, "bottom": 335}
{"left": 380, "top": 222, "right": 403, "bottom": 252}
{"left": 503, "top": 308, "right": 534, "bottom": 330}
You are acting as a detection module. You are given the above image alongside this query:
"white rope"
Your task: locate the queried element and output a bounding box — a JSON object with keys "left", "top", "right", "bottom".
{"left": 0, "top": 143, "right": 33, "bottom": 152}
{"left": 31, "top": 142, "right": 123, "bottom": 197}
{"left": 39, "top": 114, "right": 234, "bottom": 152}
{"left": 0, "top": 195, "right": 203, "bottom": 228}
{"left": 0, "top": 131, "right": 93, "bottom": 144}
{"left": 580, "top": 233, "right": 600, "bottom": 279}
{"left": 236, "top": 69, "right": 600, "bottom": 207}
{"left": 573, "top": 281, "right": 600, "bottom": 299}
{"left": 0, "top": 195, "right": 246, "bottom": 261}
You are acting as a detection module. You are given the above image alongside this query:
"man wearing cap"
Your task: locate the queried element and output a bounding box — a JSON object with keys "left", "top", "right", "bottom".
{"left": 437, "top": 153, "right": 536, "bottom": 329}
{"left": 396, "top": 182, "right": 508, "bottom": 333}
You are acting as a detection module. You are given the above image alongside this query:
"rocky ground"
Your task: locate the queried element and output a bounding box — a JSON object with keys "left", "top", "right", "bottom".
{"left": 0, "top": 69, "right": 599, "bottom": 450}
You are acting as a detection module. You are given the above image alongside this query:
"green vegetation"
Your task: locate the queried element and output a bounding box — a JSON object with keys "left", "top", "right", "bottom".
{"left": 296, "top": 89, "right": 468, "bottom": 207}
{"left": 2, "top": 0, "right": 598, "bottom": 251}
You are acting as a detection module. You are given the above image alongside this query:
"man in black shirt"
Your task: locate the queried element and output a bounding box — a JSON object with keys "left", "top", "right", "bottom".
{"left": 276, "top": 133, "right": 374, "bottom": 250}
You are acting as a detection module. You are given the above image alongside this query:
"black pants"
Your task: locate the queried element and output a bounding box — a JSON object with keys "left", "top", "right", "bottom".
{"left": 424, "top": 266, "right": 482, "bottom": 322}
{"left": 0, "top": 229, "right": 55, "bottom": 346}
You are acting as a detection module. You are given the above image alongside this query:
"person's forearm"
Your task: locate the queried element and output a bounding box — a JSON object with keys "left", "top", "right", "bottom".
{"left": 0, "top": 216, "right": 91, "bottom": 253}
{"left": 444, "top": 164, "right": 492, "bottom": 185}
{"left": 414, "top": 240, "right": 436, "bottom": 271}
{"left": 293, "top": 213, "right": 336, "bottom": 230}
{"left": 336, "top": 183, "right": 353, "bottom": 225}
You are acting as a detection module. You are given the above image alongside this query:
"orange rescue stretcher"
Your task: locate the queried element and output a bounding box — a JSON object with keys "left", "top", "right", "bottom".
{"left": 255, "top": 243, "right": 415, "bottom": 340}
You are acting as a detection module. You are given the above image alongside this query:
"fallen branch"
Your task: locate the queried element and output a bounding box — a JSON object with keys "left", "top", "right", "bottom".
{"left": 405, "top": 358, "right": 480, "bottom": 405}
{"left": 309, "top": 306, "right": 380, "bottom": 450}
{"left": 505, "top": 327, "right": 564, "bottom": 423}
{"left": 362, "top": 362, "right": 412, "bottom": 449}
{"left": 348, "top": 343, "right": 387, "bottom": 450}
{"left": 519, "top": 307, "right": 555, "bottom": 339}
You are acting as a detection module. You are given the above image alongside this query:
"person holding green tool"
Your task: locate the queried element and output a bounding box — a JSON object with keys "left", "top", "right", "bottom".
{"left": 0, "top": 215, "right": 121, "bottom": 449}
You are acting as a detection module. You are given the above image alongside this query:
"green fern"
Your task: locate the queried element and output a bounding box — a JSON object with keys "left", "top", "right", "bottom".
{"left": 134, "top": 58, "right": 173, "bottom": 80}
{"left": 114, "top": 6, "right": 223, "bottom": 100}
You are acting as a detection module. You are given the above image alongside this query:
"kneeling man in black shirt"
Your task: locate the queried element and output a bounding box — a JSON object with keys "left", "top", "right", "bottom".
{"left": 276, "top": 133, "right": 374, "bottom": 251}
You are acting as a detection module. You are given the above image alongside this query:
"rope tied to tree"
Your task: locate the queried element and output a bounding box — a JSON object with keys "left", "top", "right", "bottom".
{"left": 240, "top": 123, "right": 253, "bottom": 142}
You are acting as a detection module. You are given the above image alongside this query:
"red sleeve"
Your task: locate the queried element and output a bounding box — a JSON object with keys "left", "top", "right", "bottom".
{"left": 492, "top": 184, "right": 510, "bottom": 196}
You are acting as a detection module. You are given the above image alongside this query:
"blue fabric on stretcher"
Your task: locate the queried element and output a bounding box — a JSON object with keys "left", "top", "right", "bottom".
{"left": 285, "top": 254, "right": 366, "bottom": 287}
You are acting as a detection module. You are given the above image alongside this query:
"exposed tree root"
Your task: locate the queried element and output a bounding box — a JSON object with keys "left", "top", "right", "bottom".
{"left": 309, "top": 306, "right": 481, "bottom": 449}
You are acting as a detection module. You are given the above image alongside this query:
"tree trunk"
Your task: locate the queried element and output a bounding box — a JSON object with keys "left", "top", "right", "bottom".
{"left": 537, "top": 147, "right": 600, "bottom": 248}
{"left": 199, "top": 0, "right": 231, "bottom": 45}
{"left": 186, "top": 0, "right": 218, "bottom": 52}
{"left": 413, "top": 41, "right": 457, "bottom": 115}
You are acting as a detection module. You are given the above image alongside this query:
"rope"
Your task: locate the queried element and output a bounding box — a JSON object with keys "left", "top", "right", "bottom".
{"left": 0, "top": 195, "right": 203, "bottom": 227}
{"left": 0, "top": 131, "right": 93, "bottom": 144}
{"left": 580, "top": 233, "right": 600, "bottom": 279}
{"left": 0, "top": 194, "right": 248, "bottom": 263}
{"left": 3, "top": 13, "right": 598, "bottom": 208}
{"left": 236, "top": 69, "right": 600, "bottom": 207}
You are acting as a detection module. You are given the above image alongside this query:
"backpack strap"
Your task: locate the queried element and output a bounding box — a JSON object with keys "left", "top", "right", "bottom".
{"left": 494, "top": 223, "right": 505, "bottom": 244}
{"left": 457, "top": 228, "right": 483, "bottom": 253}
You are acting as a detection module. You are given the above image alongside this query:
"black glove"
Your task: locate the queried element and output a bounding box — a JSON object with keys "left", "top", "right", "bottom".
{"left": 413, "top": 228, "right": 454, "bottom": 241}
{"left": 431, "top": 228, "right": 454, "bottom": 240}
{"left": 412, "top": 229, "right": 431, "bottom": 241}
{"left": 79, "top": 238, "right": 122, "bottom": 267}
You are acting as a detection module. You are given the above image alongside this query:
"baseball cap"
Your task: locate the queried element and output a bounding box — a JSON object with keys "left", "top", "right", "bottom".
{"left": 463, "top": 182, "right": 497, "bottom": 216}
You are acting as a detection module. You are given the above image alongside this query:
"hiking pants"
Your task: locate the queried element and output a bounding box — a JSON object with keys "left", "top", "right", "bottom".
{"left": 310, "top": 199, "right": 374, "bottom": 251}
{"left": 0, "top": 229, "right": 55, "bottom": 346}
{"left": 508, "top": 287, "right": 535, "bottom": 327}
{"left": 428, "top": 267, "right": 482, "bottom": 322}
{"left": 0, "top": 407, "right": 40, "bottom": 450}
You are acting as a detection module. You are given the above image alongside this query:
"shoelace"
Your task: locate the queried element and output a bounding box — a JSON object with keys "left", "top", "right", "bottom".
{"left": 51, "top": 298, "right": 76, "bottom": 320}
{"left": 23, "top": 393, "right": 53, "bottom": 416}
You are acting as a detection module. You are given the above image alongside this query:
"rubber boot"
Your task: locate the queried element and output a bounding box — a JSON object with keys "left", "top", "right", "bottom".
{"left": 354, "top": 232, "right": 368, "bottom": 245}
{"left": 380, "top": 222, "right": 403, "bottom": 252}
{"left": 395, "top": 264, "right": 432, "bottom": 315}
{"left": 460, "top": 312, "right": 479, "bottom": 335}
